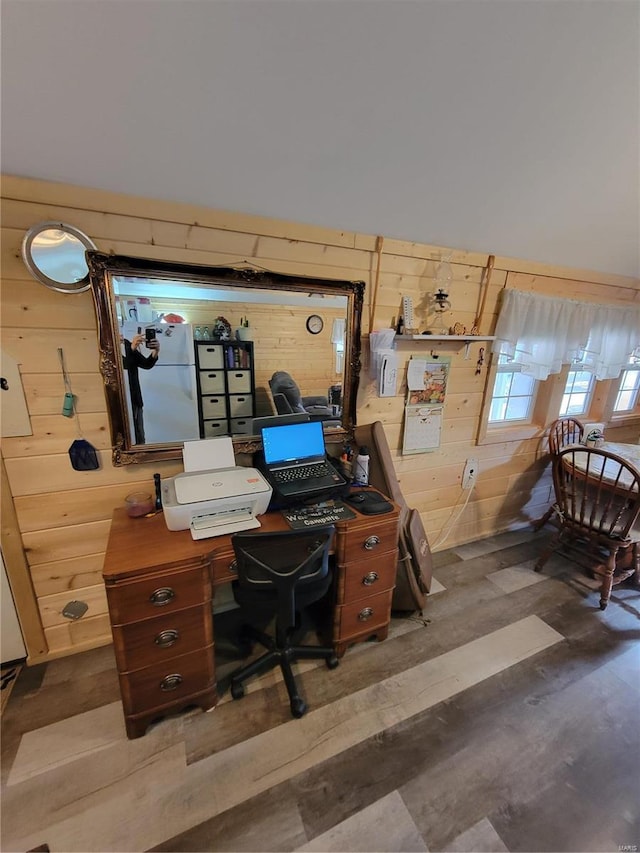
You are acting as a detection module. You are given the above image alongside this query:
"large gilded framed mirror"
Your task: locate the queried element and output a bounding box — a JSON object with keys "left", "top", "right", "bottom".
{"left": 87, "top": 252, "right": 364, "bottom": 465}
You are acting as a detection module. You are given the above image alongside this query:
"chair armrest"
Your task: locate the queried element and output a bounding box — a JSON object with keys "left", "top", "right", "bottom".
{"left": 302, "top": 395, "right": 329, "bottom": 407}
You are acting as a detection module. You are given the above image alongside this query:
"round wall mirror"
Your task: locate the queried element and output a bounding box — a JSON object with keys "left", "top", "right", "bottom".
{"left": 21, "top": 222, "right": 98, "bottom": 293}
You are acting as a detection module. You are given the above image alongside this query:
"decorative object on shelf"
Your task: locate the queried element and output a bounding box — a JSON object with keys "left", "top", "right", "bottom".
{"left": 451, "top": 321, "right": 480, "bottom": 336}
{"left": 429, "top": 252, "right": 454, "bottom": 334}
{"left": 432, "top": 288, "right": 452, "bottom": 334}
{"left": 306, "top": 314, "right": 324, "bottom": 334}
{"left": 236, "top": 317, "right": 252, "bottom": 341}
{"left": 213, "top": 316, "right": 232, "bottom": 340}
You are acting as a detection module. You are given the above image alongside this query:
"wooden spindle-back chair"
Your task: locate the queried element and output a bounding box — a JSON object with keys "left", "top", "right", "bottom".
{"left": 534, "top": 446, "right": 640, "bottom": 609}
{"left": 533, "top": 417, "right": 585, "bottom": 531}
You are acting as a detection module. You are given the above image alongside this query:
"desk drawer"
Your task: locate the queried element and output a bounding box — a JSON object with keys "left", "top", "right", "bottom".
{"left": 334, "top": 588, "right": 394, "bottom": 641}
{"left": 338, "top": 518, "right": 399, "bottom": 563}
{"left": 120, "top": 645, "right": 215, "bottom": 716}
{"left": 112, "top": 603, "right": 213, "bottom": 672}
{"left": 338, "top": 552, "right": 397, "bottom": 604}
{"left": 106, "top": 563, "right": 211, "bottom": 625}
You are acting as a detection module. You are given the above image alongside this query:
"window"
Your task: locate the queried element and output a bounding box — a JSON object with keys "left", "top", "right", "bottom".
{"left": 559, "top": 367, "right": 595, "bottom": 417}
{"left": 488, "top": 355, "right": 537, "bottom": 424}
{"left": 613, "top": 351, "right": 640, "bottom": 413}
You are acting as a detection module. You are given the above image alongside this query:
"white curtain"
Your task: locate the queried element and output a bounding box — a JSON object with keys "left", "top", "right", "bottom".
{"left": 492, "top": 289, "right": 640, "bottom": 380}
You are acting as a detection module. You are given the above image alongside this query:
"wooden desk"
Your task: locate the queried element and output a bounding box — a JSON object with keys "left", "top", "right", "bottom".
{"left": 103, "top": 494, "right": 400, "bottom": 739}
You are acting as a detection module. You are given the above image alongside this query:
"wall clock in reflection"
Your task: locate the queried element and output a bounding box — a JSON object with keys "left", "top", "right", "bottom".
{"left": 306, "top": 314, "right": 324, "bottom": 334}
{"left": 21, "top": 221, "right": 98, "bottom": 293}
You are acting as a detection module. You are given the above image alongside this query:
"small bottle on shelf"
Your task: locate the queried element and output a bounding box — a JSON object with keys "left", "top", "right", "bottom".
{"left": 202, "top": 326, "right": 210, "bottom": 341}
{"left": 194, "top": 326, "right": 202, "bottom": 340}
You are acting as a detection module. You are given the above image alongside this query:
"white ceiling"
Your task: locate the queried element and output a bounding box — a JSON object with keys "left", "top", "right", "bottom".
{"left": 2, "top": 0, "right": 638, "bottom": 278}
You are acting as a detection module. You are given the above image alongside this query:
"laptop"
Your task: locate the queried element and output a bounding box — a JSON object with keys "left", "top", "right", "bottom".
{"left": 259, "top": 420, "right": 346, "bottom": 499}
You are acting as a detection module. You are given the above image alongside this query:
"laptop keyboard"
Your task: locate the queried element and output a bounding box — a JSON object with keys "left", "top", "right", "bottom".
{"left": 272, "top": 462, "right": 334, "bottom": 483}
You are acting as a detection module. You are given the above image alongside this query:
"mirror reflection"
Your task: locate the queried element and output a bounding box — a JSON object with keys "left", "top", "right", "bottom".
{"left": 88, "top": 253, "right": 364, "bottom": 465}
{"left": 22, "top": 222, "right": 97, "bottom": 292}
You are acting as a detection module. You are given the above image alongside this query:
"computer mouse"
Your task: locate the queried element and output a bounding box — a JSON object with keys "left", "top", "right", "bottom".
{"left": 349, "top": 493, "right": 366, "bottom": 503}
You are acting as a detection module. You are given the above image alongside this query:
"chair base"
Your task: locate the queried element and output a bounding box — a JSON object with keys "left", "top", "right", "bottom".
{"left": 229, "top": 624, "right": 339, "bottom": 718}
{"left": 535, "top": 531, "right": 640, "bottom": 611}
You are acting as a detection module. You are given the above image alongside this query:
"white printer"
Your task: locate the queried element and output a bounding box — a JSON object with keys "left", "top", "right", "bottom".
{"left": 161, "top": 437, "right": 272, "bottom": 540}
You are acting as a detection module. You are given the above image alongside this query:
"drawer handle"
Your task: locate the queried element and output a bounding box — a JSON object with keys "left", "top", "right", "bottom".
{"left": 149, "top": 587, "right": 175, "bottom": 606}
{"left": 229, "top": 559, "right": 238, "bottom": 574}
{"left": 364, "top": 535, "right": 380, "bottom": 551}
{"left": 160, "top": 674, "right": 183, "bottom": 692}
{"left": 363, "top": 571, "right": 379, "bottom": 586}
{"left": 154, "top": 629, "right": 179, "bottom": 648}
{"left": 358, "top": 607, "right": 374, "bottom": 622}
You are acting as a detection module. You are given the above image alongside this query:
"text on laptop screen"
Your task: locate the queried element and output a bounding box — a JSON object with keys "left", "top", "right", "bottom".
{"left": 262, "top": 421, "right": 325, "bottom": 465}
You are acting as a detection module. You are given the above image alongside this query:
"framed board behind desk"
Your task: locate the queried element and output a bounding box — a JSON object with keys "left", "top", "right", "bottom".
{"left": 102, "top": 490, "right": 400, "bottom": 739}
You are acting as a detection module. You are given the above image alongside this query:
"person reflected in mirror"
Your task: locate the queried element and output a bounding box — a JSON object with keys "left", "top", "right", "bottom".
{"left": 121, "top": 332, "right": 160, "bottom": 444}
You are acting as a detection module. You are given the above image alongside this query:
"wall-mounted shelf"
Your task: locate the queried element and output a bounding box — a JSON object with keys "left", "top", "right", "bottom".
{"left": 394, "top": 335, "right": 495, "bottom": 341}
{"left": 393, "top": 334, "right": 495, "bottom": 359}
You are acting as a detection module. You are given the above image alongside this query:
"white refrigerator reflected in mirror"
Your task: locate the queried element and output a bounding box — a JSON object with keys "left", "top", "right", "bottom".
{"left": 121, "top": 321, "right": 200, "bottom": 445}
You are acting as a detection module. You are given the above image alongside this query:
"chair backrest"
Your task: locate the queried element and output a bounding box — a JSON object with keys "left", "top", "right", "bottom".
{"left": 548, "top": 417, "right": 584, "bottom": 455}
{"left": 269, "top": 371, "right": 306, "bottom": 414}
{"left": 232, "top": 526, "right": 335, "bottom": 629}
{"left": 271, "top": 392, "right": 295, "bottom": 415}
{"left": 553, "top": 447, "right": 640, "bottom": 542}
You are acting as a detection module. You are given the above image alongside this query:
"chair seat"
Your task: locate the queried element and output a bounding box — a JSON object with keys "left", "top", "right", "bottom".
{"left": 535, "top": 446, "right": 640, "bottom": 610}
{"left": 232, "top": 571, "right": 333, "bottom": 612}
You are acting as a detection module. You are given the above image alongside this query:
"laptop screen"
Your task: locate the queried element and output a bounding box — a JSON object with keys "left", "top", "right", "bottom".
{"left": 262, "top": 421, "right": 325, "bottom": 466}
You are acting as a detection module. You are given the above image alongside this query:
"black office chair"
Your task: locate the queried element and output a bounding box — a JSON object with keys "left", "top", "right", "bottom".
{"left": 228, "top": 526, "right": 339, "bottom": 718}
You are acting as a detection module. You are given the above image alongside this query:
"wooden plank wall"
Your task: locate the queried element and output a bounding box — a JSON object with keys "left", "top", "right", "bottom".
{"left": 2, "top": 175, "right": 638, "bottom": 662}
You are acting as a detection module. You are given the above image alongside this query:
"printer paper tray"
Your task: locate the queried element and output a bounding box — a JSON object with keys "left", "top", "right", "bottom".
{"left": 189, "top": 516, "right": 260, "bottom": 540}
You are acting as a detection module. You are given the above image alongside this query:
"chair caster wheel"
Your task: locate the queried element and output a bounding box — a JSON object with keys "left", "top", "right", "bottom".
{"left": 231, "top": 682, "right": 245, "bottom": 700}
{"left": 290, "top": 697, "right": 307, "bottom": 718}
{"left": 326, "top": 654, "right": 339, "bottom": 670}
{"left": 599, "top": 602, "right": 608, "bottom": 611}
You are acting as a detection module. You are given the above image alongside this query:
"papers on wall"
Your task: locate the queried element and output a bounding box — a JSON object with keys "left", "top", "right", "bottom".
{"left": 369, "top": 329, "right": 397, "bottom": 382}
{"left": 403, "top": 406, "right": 443, "bottom": 454}
{"left": 402, "top": 356, "right": 450, "bottom": 454}
{"left": 406, "top": 357, "right": 450, "bottom": 404}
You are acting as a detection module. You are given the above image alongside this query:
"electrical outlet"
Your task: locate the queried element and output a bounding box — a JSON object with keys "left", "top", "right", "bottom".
{"left": 462, "top": 458, "right": 479, "bottom": 489}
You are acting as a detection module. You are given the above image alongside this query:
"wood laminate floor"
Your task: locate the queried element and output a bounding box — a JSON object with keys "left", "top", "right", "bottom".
{"left": 2, "top": 528, "right": 639, "bottom": 853}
